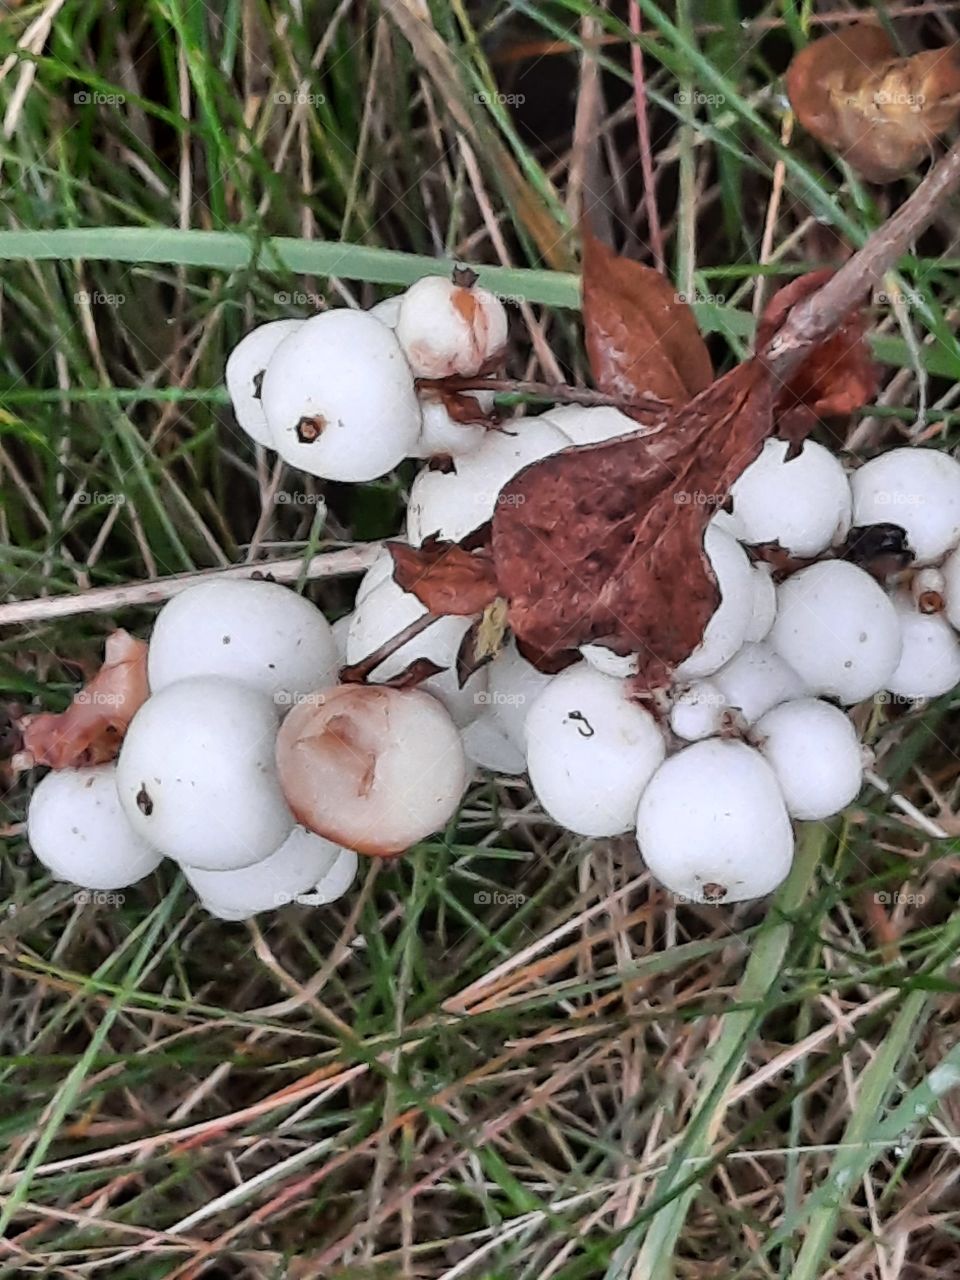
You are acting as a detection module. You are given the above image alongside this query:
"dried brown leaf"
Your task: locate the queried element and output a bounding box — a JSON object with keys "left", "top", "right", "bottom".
{"left": 787, "top": 26, "right": 960, "bottom": 182}
{"left": 20, "top": 630, "right": 149, "bottom": 769}
{"left": 490, "top": 361, "right": 775, "bottom": 687}
{"left": 758, "top": 269, "right": 877, "bottom": 442}
{"left": 581, "top": 228, "right": 713, "bottom": 405}
{"left": 388, "top": 538, "right": 499, "bottom": 616}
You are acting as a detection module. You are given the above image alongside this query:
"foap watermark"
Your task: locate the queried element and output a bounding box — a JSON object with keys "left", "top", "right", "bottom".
{"left": 674, "top": 489, "right": 726, "bottom": 506}
{"left": 74, "top": 889, "right": 125, "bottom": 906}
{"left": 274, "top": 290, "right": 325, "bottom": 308}
{"left": 274, "top": 689, "right": 329, "bottom": 709}
{"left": 475, "top": 91, "right": 525, "bottom": 106}
{"left": 474, "top": 690, "right": 526, "bottom": 707}
{"left": 74, "top": 90, "right": 126, "bottom": 106}
{"left": 76, "top": 491, "right": 126, "bottom": 506}
{"left": 75, "top": 689, "right": 126, "bottom": 707}
{"left": 875, "top": 890, "right": 926, "bottom": 906}
{"left": 474, "top": 889, "right": 526, "bottom": 905}
{"left": 275, "top": 491, "right": 325, "bottom": 506}
{"left": 876, "top": 288, "right": 925, "bottom": 308}
{"left": 275, "top": 90, "right": 326, "bottom": 106}
{"left": 495, "top": 492, "right": 525, "bottom": 508}
{"left": 873, "top": 490, "right": 925, "bottom": 506}
{"left": 675, "top": 89, "right": 725, "bottom": 107}
{"left": 675, "top": 291, "right": 726, "bottom": 306}
{"left": 75, "top": 290, "right": 125, "bottom": 307}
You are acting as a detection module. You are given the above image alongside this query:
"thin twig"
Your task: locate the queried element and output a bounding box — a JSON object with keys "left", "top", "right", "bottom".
{"left": 0, "top": 545, "right": 381, "bottom": 629}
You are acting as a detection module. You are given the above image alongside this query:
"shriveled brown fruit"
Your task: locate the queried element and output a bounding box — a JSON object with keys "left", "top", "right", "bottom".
{"left": 758, "top": 268, "right": 876, "bottom": 443}
{"left": 786, "top": 25, "right": 960, "bottom": 182}
{"left": 19, "top": 630, "right": 149, "bottom": 769}
{"left": 275, "top": 684, "right": 467, "bottom": 857}
{"left": 581, "top": 228, "right": 713, "bottom": 407}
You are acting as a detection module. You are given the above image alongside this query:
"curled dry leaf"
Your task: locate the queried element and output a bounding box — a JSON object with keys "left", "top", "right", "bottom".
{"left": 758, "top": 269, "right": 876, "bottom": 444}
{"left": 491, "top": 362, "right": 774, "bottom": 687}
{"left": 388, "top": 538, "right": 498, "bottom": 616}
{"left": 581, "top": 228, "right": 714, "bottom": 406}
{"left": 19, "top": 629, "right": 149, "bottom": 769}
{"left": 786, "top": 25, "right": 960, "bottom": 183}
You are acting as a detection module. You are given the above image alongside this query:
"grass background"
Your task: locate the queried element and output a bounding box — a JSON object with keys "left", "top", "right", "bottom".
{"left": 1, "top": 1, "right": 960, "bottom": 1277}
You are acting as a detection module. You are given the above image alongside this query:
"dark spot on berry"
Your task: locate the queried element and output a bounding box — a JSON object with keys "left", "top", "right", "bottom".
{"left": 452, "top": 264, "right": 479, "bottom": 289}
{"left": 252, "top": 369, "right": 265, "bottom": 400}
{"left": 222, "top": 635, "right": 231, "bottom": 645}
{"left": 136, "top": 785, "right": 153, "bottom": 816}
{"left": 568, "top": 710, "right": 594, "bottom": 738}
{"left": 296, "top": 415, "right": 326, "bottom": 444}
{"left": 702, "top": 881, "right": 727, "bottom": 902}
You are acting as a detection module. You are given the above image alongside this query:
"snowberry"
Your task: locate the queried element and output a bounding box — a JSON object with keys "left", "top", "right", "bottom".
{"left": 540, "top": 404, "right": 643, "bottom": 446}
{"left": 117, "top": 677, "right": 292, "bottom": 870}
{"left": 911, "top": 566, "right": 946, "bottom": 615}
{"left": 669, "top": 679, "right": 728, "bottom": 741}
{"left": 411, "top": 395, "right": 489, "bottom": 458}
{"left": 27, "top": 764, "right": 162, "bottom": 890}
{"left": 940, "top": 545, "right": 960, "bottom": 630}
{"left": 369, "top": 295, "right": 402, "bottom": 327}
{"left": 355, "top": 547, "right": 397, "bottom": 605}
{"left": 461, "top": 713, "right": 527, "bottom": 775}
{"left": 579, "top": 644, "right": 639, "bottom": 678}
{"left": 261, "top": 309, "right": 421, "bottom": 481}
{"left": 345, "top": 572, "right": 487, "bottom": 725}
{"left": 850, "top": 447, "right": 960, "bottom": 564}
{"left": 769, "top": 560, "right": 901, "bottom": 703}
{"left": 886, "top": 592, "right": 960, "bottom": 700}
{"left": 753, "top": 698, "right": 863, "bottom": 820}
{"left": 406, "top": 418, "right": 568, "bottom": 545}
{"left": 745, "top": 563, "right": 777, "bottom": 643}
{"left": 713, "top": 641, "right": 808, "bottom": 724}
{"left": 675, "top": 524, "right": 755, "bottom": 679}
{"left": 224, "top": 319, "right": 303, "bottom": 448}
{"left": 275, "top": 684, "right": 467, "bottom": 856}
{"left": 148, "top": 579, "right": 338, "bottom": 709}
{"left": 524, "top": 664, "right": 666, "bottom": 837}
{"left": 728, "top": 438, "right": 852, "bottom": 556}
{"left": 636, "top": 740, "right": 794, "bottom": 904}
{"left": 395, "top": 275, "right": 508, "bottom": 378}
{"left": 331, "top": 613, "right": 351, "bottom": 667}
{"left": 183, "top": 825, "right": 351, "bottom": 921}
{"left": 303, "top": 846, "right": 359, "bottom": 904}
{"left": 484, "top": 640, "right": 554, "bottom": 751}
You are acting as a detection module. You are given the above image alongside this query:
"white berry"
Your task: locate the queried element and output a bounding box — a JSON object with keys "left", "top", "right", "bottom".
{"left": 713, "top": 641, "right": 808, "bottom": 723}
{"left": 406, "top": 418, "right": 568, "bottom": 545}
{"left": 850, "top": 447, "right": 960, "bottom": 564}
{"left": 461, "top": 713, "right": 527, "bottom": 775}
{"left": 261, "top": 309, "right": 421, "bottom": 481}
{"left": 753, "top": 698, "right": 863, "bottom": 820}
{"left": 345, "top": 573, "right": 487, "bottom": 726}
{"left": 275, "top": 684, "right": 467, "bottom": 856}
{"left": 183, "top": 825, "right": 351, "bottom": 921}
{"left": 886, "top": 592, "right": 960, "bottom": 700}
{"left": 485, "top": 640, "right": 554, "bottom": 750}
{"left": 225, "top": 319, "right": 303, "bottom": 448}
{"left": 148, "top": 579, "right": 338, "bottom": 710}
{"left": 117, "top": 677, "right": 292, "bottom": 870}
{"left": 411, "top": 395, "right": 488, "bottom": 458}
{"left": 769, "top": 561, "right": 901, "bottom": 703}
{"left": 636, "top": 740, "right": 794, "bottom": 903}
{"left": 728, "top": 439, "right": 852, "bottom": 556}
{"left": 675, "top": 524, "right": 755, "bottom": 679}
{"left": 27, "top": 764, "right": 162, "bottom": 890}
{"left": 540, "top": 404, "right": 644, "bottom": 446}
{"left": 525, "top": 664, "right": 666, "bottom": 837}
{"left": 669, "top": 679, "right": 728, "bottom": 741}
{"left": 396, "top": 275, "right": 508, "bottom": 378}
{"left": 745, "top": 563, "right": 777, "bottom": 643}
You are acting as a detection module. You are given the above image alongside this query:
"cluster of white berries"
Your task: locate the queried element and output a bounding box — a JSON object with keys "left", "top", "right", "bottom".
{"left": 25, "top": 272, "right": 960, "bottom": 915}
